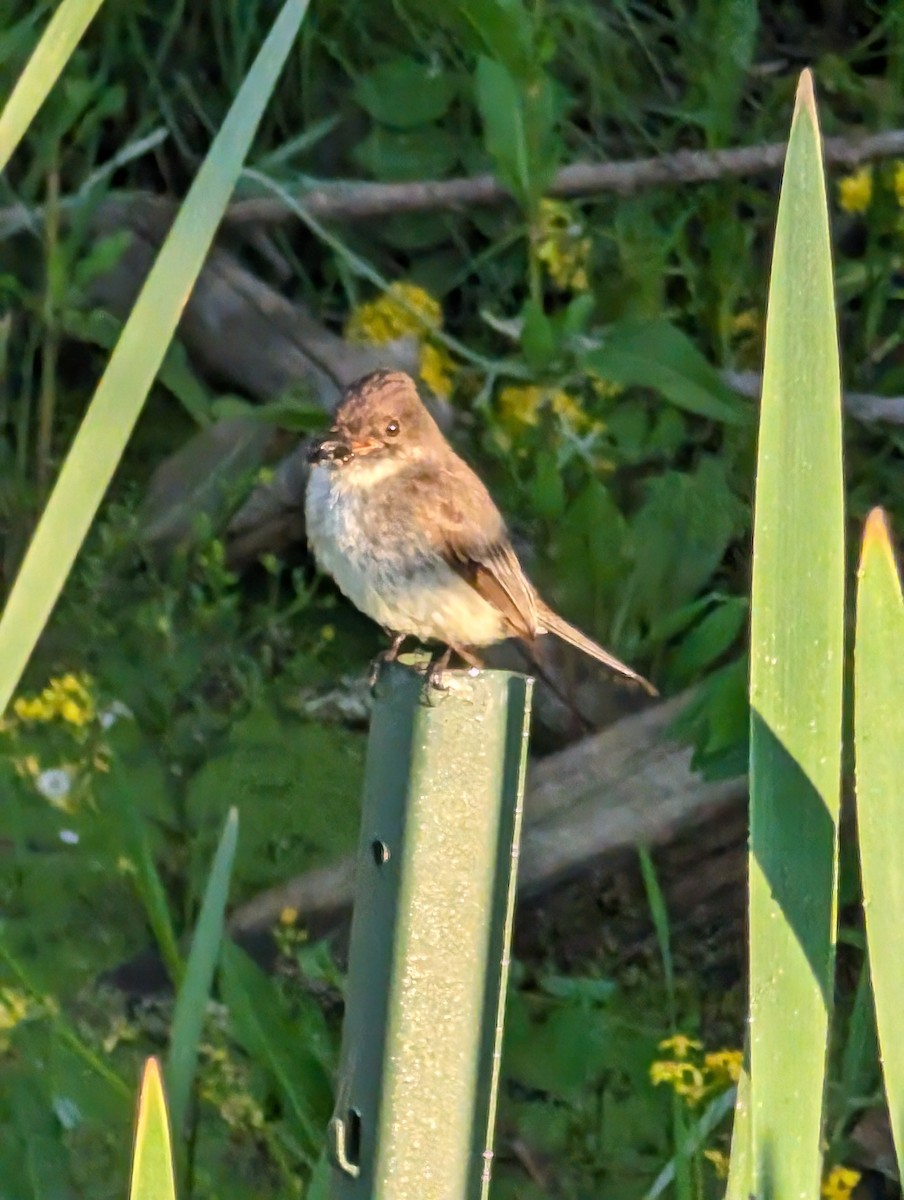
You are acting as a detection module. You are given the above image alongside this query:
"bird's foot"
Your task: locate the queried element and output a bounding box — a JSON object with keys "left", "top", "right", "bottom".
{"left": 422, "top": 644, "right": 484, "bottom": 697}
{"left": 368, "top": 632, "right": 410, "bottom": 690}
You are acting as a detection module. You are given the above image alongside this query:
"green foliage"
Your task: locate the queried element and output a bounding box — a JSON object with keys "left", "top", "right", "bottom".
{"left": 0, "top": 1, "right": 902, "bottom": 1198}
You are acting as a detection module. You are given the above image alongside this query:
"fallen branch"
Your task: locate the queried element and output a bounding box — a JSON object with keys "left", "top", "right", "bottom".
{"left": 225, "top": 127, "right": 904, "bottom": 224}
{"left": 3, "top": 127, "right": 903, "bottom": 240}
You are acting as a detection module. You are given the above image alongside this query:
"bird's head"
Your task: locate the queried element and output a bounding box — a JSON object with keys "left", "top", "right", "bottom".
{"left": 307, "top": 371, "right": 444, "bottom": 471}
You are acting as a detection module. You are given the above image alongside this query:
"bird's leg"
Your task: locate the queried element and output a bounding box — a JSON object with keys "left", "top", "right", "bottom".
{"left": 425, "top": 645, "right": 454, "bottom": 691}
{"left": 383, "top": 631, "right": 409, "bottom": 662}
{"left": 449, "top": 643, "right": 484, "bottom": 669}
{"left": 369, "top": 631, "right": 409, "bottom": 688}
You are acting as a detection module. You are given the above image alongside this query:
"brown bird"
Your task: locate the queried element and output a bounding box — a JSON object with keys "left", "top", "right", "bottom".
{"left": 305, "top": 370, "right": 655, "bottom": 694}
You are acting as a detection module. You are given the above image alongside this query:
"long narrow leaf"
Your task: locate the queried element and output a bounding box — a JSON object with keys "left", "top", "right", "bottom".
{"left": 100, "top": 773, "right": 183, "bottom": 987}
{"left": 0, "top": 0, "right": 107, "bottom": 173}
{"left": 129, "top": 1058, "right": 176, "bottom": 1200}
{"left": 0, "top": 0, "right": 309, "bottom": 717}
{"left": 165, "top": 807, "right": 238, "bottom": 1138}
{"left": 855, "top": 507, "right": 904, "bottom": 1177}
{"left": 747, "top": 69, "right": 844, "bottom": 1199}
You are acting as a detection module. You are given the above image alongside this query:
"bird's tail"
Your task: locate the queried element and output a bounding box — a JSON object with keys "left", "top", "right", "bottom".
{"left": 537, "top": 602, "right": 657, "bottom": 696}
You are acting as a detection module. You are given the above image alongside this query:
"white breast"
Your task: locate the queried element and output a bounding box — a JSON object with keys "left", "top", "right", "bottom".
{"left": 305, "top": 463, "right": 507, "bottom": 647}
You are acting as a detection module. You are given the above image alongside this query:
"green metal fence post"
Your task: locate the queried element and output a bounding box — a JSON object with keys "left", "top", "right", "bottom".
{"left": 328, "top": 659, "right": 533, "bottom": 1200}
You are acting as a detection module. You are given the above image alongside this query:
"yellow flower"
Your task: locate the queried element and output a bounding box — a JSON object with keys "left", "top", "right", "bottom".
{"left": 418, "top": 341, "right": 457, "bottom": 398}
{"left": 345, "top": 282, "right": 442, "bottom": 345}
{"left": 498, "top": 384, "right": 543, "bottom": 428}
{"left": 821, "top": 1165, "right": 861, "bottom": 1200}
{"left": 894, "top": 160, "right": 904, "bottom": 207}
{"left": 498, "top": 384, "right": 596, "bottom": 434}
{"left": 279, "top": 906, "right": 299, "bottom": 926}
{"left": 0, "top": 987, "right": 38, "bottom": 1052}
{"left": 59, "top": 698, "right": 89, "bottom": 726}
{"left": 13, "top": 754, "right": 40, "bottom": 779}
{"left": 704, "top": 1048, "right": 743, "bottom": 1083}
{"left": 704, "top": 1149, "right": 730, "bottom": 1179}
{"left": 0, "top": 988, "right": 31, "bottom": 1031}
{"left": 13, "top": 674, "right": 95, "bottom": 726}
{"left": 550, "top": 390, "right": 585, "bottom": 425}
{"left": 346, "top": 283, "right": 457, "bottom": 397}
{"left": 589, "top": 374, "right": 623, "bottom": 402}
{"left": 730, "top": 309, "right": 760, "bottom": 336}
{"left": 60, "top": 673, "right": 89, "bottom": 696}
{"left": 535, "top": 198, "right": 592, "bottom": 292}
{"left": 649, "top": 1059, "right": 706, "bottom": 1104}
{"left": 838, "top": 166, "right": 872, "bottom": 214}
{"left": 13, "top": 696, "right": 52, "bottom": 723}
{"left": 657, "top": 1034, "right": 702, "bottom": 1059}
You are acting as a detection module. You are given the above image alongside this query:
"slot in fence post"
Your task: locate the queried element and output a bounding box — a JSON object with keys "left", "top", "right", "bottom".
{"left": 328, "top": 660, "right": 533, "bottom": 1200}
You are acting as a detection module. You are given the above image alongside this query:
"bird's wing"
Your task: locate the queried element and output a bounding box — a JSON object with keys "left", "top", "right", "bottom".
{"left": 445, "top": 538, "right": 540, "bottom": 640}
{"left": 404, "top": 458, "right": 541, "bottom": 640}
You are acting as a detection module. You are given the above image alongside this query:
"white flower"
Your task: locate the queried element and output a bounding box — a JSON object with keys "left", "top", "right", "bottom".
{"left": 35, "top": 767, "right": 72, "bottom": 803}
{"left": 98, "top": 700, "right": 133, "bottom": 730}
{"left": 59, "top": 829, "right": 79, "bottom": 845}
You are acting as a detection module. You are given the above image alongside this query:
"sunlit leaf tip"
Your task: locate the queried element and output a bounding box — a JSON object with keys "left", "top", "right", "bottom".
{"left": 860, "top": 507, "right": 898, "bottom": 574}
{"left": 136, "top": 1055, "right": 168, "bottom": 1128}
{"left": 794, "top": 67, "right": 817, "bottom": 119}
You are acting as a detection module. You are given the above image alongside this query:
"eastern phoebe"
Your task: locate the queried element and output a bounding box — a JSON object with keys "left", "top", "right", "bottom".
{"left": 305, "top": 370, "right": 655, "bottom": 694}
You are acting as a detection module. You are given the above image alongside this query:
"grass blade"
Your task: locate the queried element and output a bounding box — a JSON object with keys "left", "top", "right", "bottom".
{"left": 748, "top": 69, "right": 844, "bottom": 1199}
{"left": 103, "top": 775, "right": 183, "bottom": 988}
{"left": 0, "top": 0, "right": 309, "bottom": 717}
{"left": 637, "top": 848, "right": 692, "bottom": 1200}
{"left": 129, "top": 1058, "right": 176, "bottom": 1200}
{"left": 0, "top": 0, "right": 107, "bottom": 173}
{"left": 855, "top": 507, "right": 904, "bottom": 1177}
{"left": 165, "top": 807, "right": 238, "bottom": 1139}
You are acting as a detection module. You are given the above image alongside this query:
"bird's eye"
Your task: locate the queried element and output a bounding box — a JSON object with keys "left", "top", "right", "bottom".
{"left": 385, "top": 419, "right": 400, "bottom": 437}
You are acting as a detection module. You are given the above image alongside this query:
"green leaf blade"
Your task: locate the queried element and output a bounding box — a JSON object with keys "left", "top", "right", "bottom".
{"left": 855, "top": 507, "right": 904, "bottom": 1179}
{"left": 584, "top": 320, "right": 748, "bottom": 425}
{"left": 747, "top": 69, "right": 844, "bottom": 1200}
{"left": 165, "top": 807, "right": 239, "bottom": 1139}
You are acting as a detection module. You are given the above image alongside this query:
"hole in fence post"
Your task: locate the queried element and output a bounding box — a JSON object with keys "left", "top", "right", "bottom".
{"left": 345, "top": 1107, "right": 362, "bottom": 1167}
{"left": 371, "top": 839, "right": 390, "bottom": 865}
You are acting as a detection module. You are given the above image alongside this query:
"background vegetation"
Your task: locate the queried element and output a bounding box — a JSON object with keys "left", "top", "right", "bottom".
{"left": 0, "top": 1, "right": 902, "bottom": 1197}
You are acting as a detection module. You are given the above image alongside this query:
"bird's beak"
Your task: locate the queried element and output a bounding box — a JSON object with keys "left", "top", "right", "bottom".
{"left": 308, "top": 433, "right": 386, "bottom": 465}
{"left": 347, "top": 437, "right": 382, "bottom": 456}
{"left": 307, "top": 435, "right": 353, "bottom": 465}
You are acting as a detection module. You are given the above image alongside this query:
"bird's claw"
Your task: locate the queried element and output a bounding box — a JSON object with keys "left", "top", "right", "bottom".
{"left": 369, "top": 632, "right": 410, "bottom": 693}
